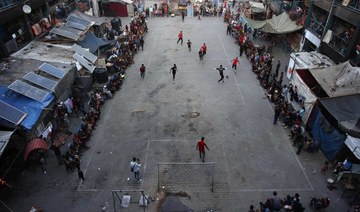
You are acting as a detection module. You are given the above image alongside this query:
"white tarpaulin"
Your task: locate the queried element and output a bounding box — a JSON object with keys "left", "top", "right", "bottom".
{"left": 245, "top": 12, "right": 303, "bottom": 34}
{"left": 249, "top": 1, "right": 265, "bottom": 13}
{"left": 345, "top": 135, "right": 360, "bottom": 160}
{"left": 249, "top": 1, "right": 265, "bottom": 9}
{"left": 310, "top": 61, "right": 360, "bottom": 97}
{"left": 287, "top": 52, "right": 335, "bottom": 80}
{"left": 290, "top": 71, "right": 317, "bottom": 124}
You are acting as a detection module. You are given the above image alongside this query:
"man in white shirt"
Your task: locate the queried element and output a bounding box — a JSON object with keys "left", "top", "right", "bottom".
{"left": 130, "top": 158, "right": 142, "bottom": 182}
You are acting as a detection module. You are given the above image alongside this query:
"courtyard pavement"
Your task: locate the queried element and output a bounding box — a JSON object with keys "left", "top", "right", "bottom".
{"left": 0, "top": 13, "right": 352, "bottom": 212}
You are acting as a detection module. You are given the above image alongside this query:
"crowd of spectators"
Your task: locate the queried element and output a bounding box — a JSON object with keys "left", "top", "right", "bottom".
{"left": 225, "top": 17, "right": 322, "bottom": 157}
{"left": 42, "top": 13, "right": 149, "bottom": 179}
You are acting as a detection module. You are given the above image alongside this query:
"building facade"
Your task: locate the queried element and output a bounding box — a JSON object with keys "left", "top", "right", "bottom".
{"left": 267, "top": 0, "right": 360, "bottom": 65}
{"left": 301, "top": 0, "right": 360, "bottom": 65}
{"left": 0, "top": 0, "right": 89, "bottom": 61}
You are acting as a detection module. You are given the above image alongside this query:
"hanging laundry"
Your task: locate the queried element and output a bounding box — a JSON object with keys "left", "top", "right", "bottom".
{"left": 69, "top": 98, "right": 73, "bottom": 109}
{"left": 64, "top": 98, "right": 72, "bottom": 113}
{"left": 41, "top": 123, "right": 53, "bottom": 139}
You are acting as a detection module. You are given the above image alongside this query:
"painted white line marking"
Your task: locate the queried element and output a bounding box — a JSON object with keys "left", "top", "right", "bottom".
{"left": 256, "top": 73, "right": 314, "bottom": 191}
{"left": 77, "top": 102, "right": 116, "bottom": 191}
{"left": 150, "top": 139, "right": 192, "bottom": 142}
{"left": 236, "top": 188, "right": 314, "bottom": 192}
{"left": 141, "top": 140, "right": 150, "bottom": 190}
{"left": 218, "top": 33, "right": 245, "bottom": 105}
{"left": 221, "top": 143, "right": 232, "bottom": 189}
{"left": 134, "top": 32, "right": 159, "bottom": 108}
{"left": 136, "top": 88, "right": 147, "bottom": 106}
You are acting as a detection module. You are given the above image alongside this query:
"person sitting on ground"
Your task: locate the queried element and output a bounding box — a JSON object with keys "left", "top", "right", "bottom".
{"left": 307, "top": 139, "right": 320, "bottom": 153}
{"left": 283, "top": 110, "right": 297, "bottom": 128}
{"left": 289, "top": 124, "right": 302, "bottom": 139}
{"left": 292, "top": 194, "right": 305, "bottom": 212}
{"left": 334, "top": 157, "right": 353, "bottom": 174}
{"left": 260, "top": 199, "right": 272, "bottom": 211}
{"left": 321, "top": 161, "right": 329, "bottom": 175}
{"left": 297, "top": 106, "right": 305, "bottom": 118}
{"left": 283, "top": 195, "right": 293, "bottom": 211}
{"left": 270, "top": 191, "right": 283, "bottom": 211}
{"left": 249, "top": 204, "right": 255, "bottom": 212}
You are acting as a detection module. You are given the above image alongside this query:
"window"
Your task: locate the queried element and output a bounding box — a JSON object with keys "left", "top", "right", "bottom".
{"left": 329, "top": 17, "right": 355, "bottom": 55}
{"left": 0, "top": 0, "right": 20, "bottom": 10}
{"left": 308, "top": 6, "right": 328, "bottom": 36}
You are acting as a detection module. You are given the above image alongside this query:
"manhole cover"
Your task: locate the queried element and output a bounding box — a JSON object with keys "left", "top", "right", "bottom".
{"left": 190, "top": 112, "right": 200, "bottom": 118}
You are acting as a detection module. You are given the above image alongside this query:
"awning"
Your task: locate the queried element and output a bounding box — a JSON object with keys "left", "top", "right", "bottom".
{"left": 0, "top": 131, "right": 15, "bottom": 157}
{"left": 310, "top": 61, "right": 360, "bottom": 97}
{"left": 319, "top": 94, "right": 360, "bottom": 137}
{"left": 72, "top": 11, "right": 107, "bottom": 26}
{"left": 345, "top": 135, "right": 360, "bottom": 160}
{"left": 78, "top": 32, "right": 114, "bottom": 53}
{"left": 249, "top": 1, "right": 265, "bottom": 13}
{"left": 245, "top": 12, "right": 303, "bottom": 34}
{"left": 24, "top": 138, "right": 49, "bottom": 161}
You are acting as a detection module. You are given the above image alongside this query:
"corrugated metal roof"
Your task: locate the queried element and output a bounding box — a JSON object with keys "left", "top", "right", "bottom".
{"left": 51, "top": 27, "right": 81, "bottom": 41}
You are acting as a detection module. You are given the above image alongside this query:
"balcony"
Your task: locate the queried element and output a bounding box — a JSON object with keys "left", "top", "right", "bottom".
{"left": 308, "top": 18, "right": 325, "bottom": 38}
{"left": 336, "top": 0, "right": 360, "bottom": 12}
{"left": 329, "top": 33, "right": 352, "bottom": 55}
{"left": 0, "top": 0, "right": 20, "bottom": 11}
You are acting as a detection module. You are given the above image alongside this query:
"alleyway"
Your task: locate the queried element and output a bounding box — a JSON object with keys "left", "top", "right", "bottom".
{"left": 1, "top": 16, "right": 351, "bottom": 211}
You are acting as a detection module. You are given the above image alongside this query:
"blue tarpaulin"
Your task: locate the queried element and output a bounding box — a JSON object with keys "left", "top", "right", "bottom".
{"left": 311, "top": 110, "right": 346, "bottom": 161}
{"left": 78, "top": 32, "right": 114, "bottom": 53}
{"left": 0, "top": 86, "right": 54, "bottom": 130}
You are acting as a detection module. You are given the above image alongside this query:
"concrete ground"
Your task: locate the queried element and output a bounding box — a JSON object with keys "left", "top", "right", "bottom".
{"left": 0, "top": 14, "right": 353, "bottom": 212}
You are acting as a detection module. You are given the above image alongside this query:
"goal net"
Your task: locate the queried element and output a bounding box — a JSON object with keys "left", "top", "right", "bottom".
{"left": 157, "top": 162, "right": 215, "bottom": 192}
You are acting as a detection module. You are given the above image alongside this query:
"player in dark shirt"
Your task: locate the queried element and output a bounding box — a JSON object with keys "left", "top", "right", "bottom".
{"left": 170, "top": 64, "right": 178, "bottom": 82}
{"left": 216, "top": 65, "right": 226, "bottom": 83}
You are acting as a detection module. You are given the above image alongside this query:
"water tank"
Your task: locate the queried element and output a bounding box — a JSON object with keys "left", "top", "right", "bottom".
{"left": 93, "top": 68, "right": 108, "bottom": 84}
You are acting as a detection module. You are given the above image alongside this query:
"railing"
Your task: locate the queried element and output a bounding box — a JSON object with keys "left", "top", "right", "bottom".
{"left": 335, "top": 0, "right": 360, "bottom": 11}
{"left": 308, "top": 18, "right": 325, "bottom": 37}
{"left": 0, "top": 0, "right": 20, "bottom": 11}
{"left": 329, "top": 33, "right": 351, "bottom": 55}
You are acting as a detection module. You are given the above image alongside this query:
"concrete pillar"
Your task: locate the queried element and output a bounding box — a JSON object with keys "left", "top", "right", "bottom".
{"left": 92, "top": 0, "right": 99, "bottom": 17}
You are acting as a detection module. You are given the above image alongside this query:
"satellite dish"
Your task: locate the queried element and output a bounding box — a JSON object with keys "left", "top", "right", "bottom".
{"left": 22, "top": 5, "right": 32, "bottom": 14}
